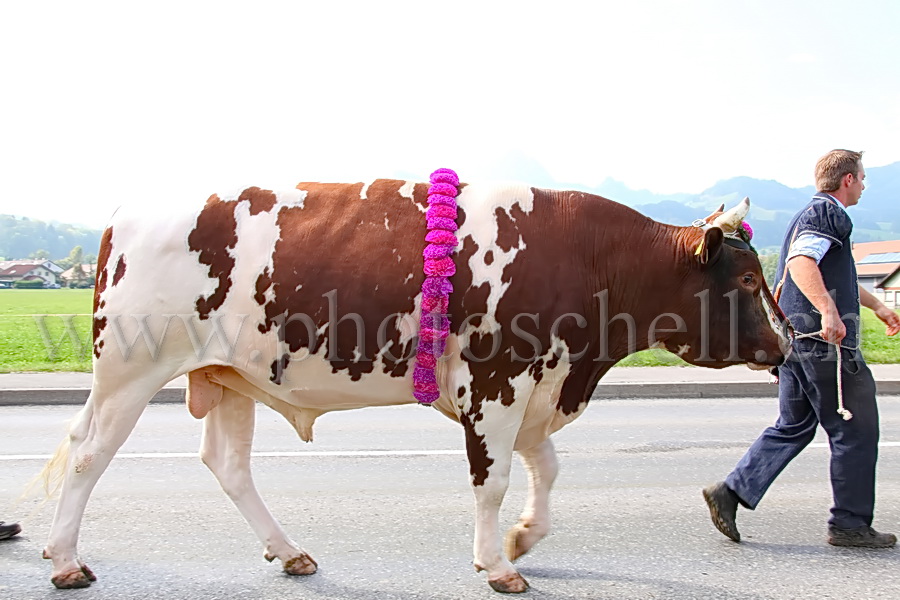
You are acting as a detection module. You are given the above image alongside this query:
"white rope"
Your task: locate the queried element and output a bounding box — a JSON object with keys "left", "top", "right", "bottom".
{"left": 793, "top": 331, "right": 853, "bottom": 421}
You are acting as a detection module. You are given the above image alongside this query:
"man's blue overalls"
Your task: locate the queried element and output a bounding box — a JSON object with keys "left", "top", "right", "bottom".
{"left": 725, "top": 193, "right": 880, "bottom": 530}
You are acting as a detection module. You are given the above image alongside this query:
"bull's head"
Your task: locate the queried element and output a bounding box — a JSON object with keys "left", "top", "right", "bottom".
{"left": 664, "top": 198, "right": 792, "bottom": 369}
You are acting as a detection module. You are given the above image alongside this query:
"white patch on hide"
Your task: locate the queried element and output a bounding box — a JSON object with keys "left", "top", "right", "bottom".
{"left": 398, "top": 181, "right": 424, "bottom": 213}
{"left": 455, "top": 183, "right": 535, "bottom": 336}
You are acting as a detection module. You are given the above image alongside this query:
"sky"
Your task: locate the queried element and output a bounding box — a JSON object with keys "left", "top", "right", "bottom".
{"left": 1, "top": 0, "right": 899, "bottom": 228}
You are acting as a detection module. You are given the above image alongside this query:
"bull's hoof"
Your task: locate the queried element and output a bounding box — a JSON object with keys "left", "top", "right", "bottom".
{"left": 283, "top": 554, "right": 318, "bottom": 576}
{"left": 504, "top": 526, "right": 529, "bottom": 562}
{"left": 51, "top": 569, "right": 93, "bottom": 589}
{"left": 488, "top": 572, "right": 529, "bottom": 594}
{"left": 79, "top": 562, "right": 97, "bottom": 582}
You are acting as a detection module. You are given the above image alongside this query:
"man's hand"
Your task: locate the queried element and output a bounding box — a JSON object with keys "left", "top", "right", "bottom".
{"left": 787, "top": 256, "right": 846, "bottom": 343}
{"left": 821, "top": 307, "right": 847, "bottom": 344}
{"left": 859, "top": 286, "right": 900, "bottom": 337}
{"left": 875, "top": 305, "right": 900, "bottom": 336}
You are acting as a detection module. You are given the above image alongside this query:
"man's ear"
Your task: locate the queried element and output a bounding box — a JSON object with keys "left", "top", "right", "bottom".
{"left": 696, "top": 227, "right": 724, "bottom": 265}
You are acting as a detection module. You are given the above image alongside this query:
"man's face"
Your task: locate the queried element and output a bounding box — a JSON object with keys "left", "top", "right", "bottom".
{"left": 847, "top": 166, "right": 866, "bottom": 206}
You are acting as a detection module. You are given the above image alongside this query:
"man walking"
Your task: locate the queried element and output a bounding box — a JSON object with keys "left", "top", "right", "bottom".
{"left": 703, "top": 149, "right": 900, "bottom": 548}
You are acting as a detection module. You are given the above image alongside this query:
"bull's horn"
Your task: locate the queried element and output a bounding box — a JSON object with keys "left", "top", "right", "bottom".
{"left": 700, "top": 202, "right": 728, "bottom": 223}
{"left": 716, "top": 203, "right": 725, "bottom": 213}
{"left": 711, "top": 197, "right": 750, "bottom": 231}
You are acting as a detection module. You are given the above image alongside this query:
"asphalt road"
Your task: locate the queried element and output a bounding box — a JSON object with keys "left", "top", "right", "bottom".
{"left": 2, "top": 396, "right": 899, "bottom": 599}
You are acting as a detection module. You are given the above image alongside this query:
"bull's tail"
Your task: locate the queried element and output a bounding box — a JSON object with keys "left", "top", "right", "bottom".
{"left": 20, "top": 435, "right": 70, "bottom": 506}
{"left": 38, "top": 436, "right": 71, "bottom": 499}
{"left": 22, "top": 405, "right": 81, "bottom": 503}
{"left": 15, "top": 433, "right": 71, "bottom": 524}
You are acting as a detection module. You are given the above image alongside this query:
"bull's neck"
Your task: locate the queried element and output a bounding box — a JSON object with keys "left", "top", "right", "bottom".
{"left": 583, "top": 208, "right": 697, "bottom": 364}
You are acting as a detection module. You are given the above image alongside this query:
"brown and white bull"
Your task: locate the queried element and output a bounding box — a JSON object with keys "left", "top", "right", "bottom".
{"left": 42, "top": 178, "right": 790, "bottom": 592}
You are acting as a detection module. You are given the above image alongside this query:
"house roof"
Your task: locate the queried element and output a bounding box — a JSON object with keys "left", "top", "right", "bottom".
{"left": 61, "top": 264, "right": 98, "bottom": 278}
{"left": 877, "top": 265, "right": 900, "bottom": 289}
{"left": 853, "top": 240, "right": 900, "bottom": 284}
{"left": 852, "top": 240, "right": 900, "bottom": 262}
{"left": 858, "top": 263, "right": 900, "bottom": 278}
{"left": 0, "top": 259, "right": 63, "bottom": 273}
{"left": 858, "top": 252, "right": 900, "bottom": 265}
{"left": 0, "top": 264, "right": 41, "bottom": 276}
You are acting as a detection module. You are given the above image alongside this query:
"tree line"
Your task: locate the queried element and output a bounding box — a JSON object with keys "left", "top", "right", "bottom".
{"left": 0, "top": 214, "right": 102, "bottom": 262}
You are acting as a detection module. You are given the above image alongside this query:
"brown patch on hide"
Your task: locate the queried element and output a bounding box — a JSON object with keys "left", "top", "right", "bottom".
{"left": 92, "top": 227, "right": 113, "bottom": 358}
{"left": 461, "top": 413, "right": 493, "bottom": 486}
{"left": 255, "top": 268, "right": 272, "bottom": 308}
{"left": 112, "top": 255, "right": 127, "bottom": 286}
{"left": 240, "top": 186, "right": 278, "bottom": 216}
{"left": 494, "top": 205, "right": 527, "bottom": 253}
{"left": 93, "top": 227, "right": 113, "bottom": 315}
{"left": 529, "top": 364, "right": 545, "bottom": 388}
{"left": 92, "top": 319, "right": 107, "bottom": 359}
{"left": 188, "top": 194, "right": 238, "bottom": 319}
{"left": 257, "top": 179, "right": 431, "bottom": 383}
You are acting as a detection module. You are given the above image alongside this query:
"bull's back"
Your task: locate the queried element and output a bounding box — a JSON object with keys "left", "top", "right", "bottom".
{"left": 92, "top": 180, "right": 439, "bottom": 382}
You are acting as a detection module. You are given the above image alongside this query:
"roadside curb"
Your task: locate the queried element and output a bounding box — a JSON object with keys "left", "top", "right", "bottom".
{"left": 0, "top": 388, "right": 185, "bottom": 407}
{"left": 4, "top": 381, "right": 900, "bottom": 406}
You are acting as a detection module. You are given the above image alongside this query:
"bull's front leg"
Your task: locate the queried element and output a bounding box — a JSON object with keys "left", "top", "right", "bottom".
{"left": 462, "top": 391, "right": 531, "bottom": 594}
{"left": 505, "top": 438, "right": 558, "bottom": 561}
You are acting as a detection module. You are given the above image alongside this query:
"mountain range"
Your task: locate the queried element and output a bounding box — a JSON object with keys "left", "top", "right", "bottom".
{"left": 402, "top": 154, "right": 899, "bottom": 252}
{"left": 621, "top": 169, "right": 900, "bottom": 251}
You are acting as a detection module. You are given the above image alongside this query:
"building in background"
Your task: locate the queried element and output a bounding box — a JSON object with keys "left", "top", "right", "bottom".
{"left": 853, "top": 241, "right": 900, "bottom": 307}
{"left": 0, "top": 260, "right": 62, "bottom": 288}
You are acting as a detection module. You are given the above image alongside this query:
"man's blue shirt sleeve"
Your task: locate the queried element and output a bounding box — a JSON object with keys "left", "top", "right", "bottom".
{"left": 787, "top": 232, "right": 832, "bottom": 264}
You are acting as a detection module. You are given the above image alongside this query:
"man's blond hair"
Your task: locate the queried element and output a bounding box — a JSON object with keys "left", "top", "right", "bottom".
{"left": 815, "top": 149, "right": 864, "bottom": 192}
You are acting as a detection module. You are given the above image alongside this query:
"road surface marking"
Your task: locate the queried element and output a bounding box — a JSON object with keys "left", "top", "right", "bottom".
{"left": 2, "top": 443, "right": 899, "bottom": 461}
{"left": 0, "top": 449, "right": 467, "bottom": 460}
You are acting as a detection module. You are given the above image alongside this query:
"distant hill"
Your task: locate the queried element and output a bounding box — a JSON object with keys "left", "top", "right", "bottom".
{"left": 0, "top": 215, "right": 103, "bottom": 261}
{"left": 563, "top": 162, "right": 900, "bottom": 252}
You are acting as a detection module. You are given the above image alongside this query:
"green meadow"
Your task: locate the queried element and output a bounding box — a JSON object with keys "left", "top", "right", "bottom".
{"left": 0, "top": 289, "right": 94, "bottom": 372}
{"left": 0, "top": 289, "right": 898, "bottom": 372}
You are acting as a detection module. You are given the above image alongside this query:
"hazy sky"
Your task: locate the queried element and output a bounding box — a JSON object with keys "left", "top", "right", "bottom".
{"left": 1, "top": 1, "right": 899, "bottom": 227}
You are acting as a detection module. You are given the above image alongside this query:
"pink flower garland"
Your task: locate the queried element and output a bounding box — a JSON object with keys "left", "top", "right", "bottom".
{"left": 414, "top": 168, "right": 460, "bottom": 404}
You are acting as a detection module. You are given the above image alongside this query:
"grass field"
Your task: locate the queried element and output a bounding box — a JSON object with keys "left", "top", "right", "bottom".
{"left": 1, "top": 289, "right": 899, "bottom": 372}
{"left": 0, "top": 289, "right": 94, "bottom": 372}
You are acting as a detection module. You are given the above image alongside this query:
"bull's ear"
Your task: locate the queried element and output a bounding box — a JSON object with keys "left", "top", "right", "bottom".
{"left": 696, "top": 227, "right": 724, "bottom": 265}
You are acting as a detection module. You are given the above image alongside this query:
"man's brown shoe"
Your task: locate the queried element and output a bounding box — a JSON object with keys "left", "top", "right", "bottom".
{"left": 0, "top": 521, "right": 21, "bottom": 541}
{"left": 828, "top": 526, "right": 896, "bottom": 548}
{"left": 702, "top": 482, "right": 741, "bottom": 542}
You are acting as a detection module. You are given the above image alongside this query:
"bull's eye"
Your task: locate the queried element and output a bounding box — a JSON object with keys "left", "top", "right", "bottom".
{"left": 742, "top": 273, "right": 755, "bottom": 286}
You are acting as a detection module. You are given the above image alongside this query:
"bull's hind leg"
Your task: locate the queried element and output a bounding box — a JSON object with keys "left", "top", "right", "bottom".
{"left": 199, "top": 386, "right": 317, "bottom": 576}
{"left": 505, "top": 438, "right": 558, "bottom": 561}
{"left": 465, "top": 388, "right": 533, "bottom": 594}
{"left": 45, "top": 379, "right": 163, "bottom": 589}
